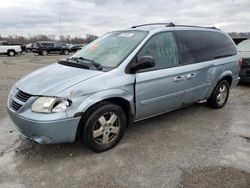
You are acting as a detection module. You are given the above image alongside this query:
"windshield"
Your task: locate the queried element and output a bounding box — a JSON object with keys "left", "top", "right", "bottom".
{"left": 237, "top": 39, "right": 250, "bottom": 52}
{"left": 72, "top": 31, "right": 148, "bottom": 68}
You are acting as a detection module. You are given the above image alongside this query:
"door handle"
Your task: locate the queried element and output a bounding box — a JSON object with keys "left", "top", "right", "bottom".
{"left": 174, "top": 76, "right": 184, "bottom": 82}
{"left": 186, "top": 73, "right": 196, "bottom": 79}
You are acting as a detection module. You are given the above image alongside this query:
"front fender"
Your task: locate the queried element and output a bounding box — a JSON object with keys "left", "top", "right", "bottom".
{"left": 76, "top": 89, "right": 134, "bottom": 115}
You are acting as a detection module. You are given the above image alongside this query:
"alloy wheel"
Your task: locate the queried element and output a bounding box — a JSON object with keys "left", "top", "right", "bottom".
{"left": 216, "top": 84, "right": 228, "bottom": 105}
{"left": 92, "top": 112, "right": 120, "bottom": 145}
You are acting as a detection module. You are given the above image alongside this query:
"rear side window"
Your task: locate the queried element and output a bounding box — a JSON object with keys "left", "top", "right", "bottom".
{"left": 175, "top": 30, "right": 237, "bottom": 64}
{"left": 41, "top": 42, "right": 54, "bottom": 47}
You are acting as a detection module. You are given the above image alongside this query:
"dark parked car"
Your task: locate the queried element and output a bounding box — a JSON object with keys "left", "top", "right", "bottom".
{"left": 32, "top": 41, "right": 70, "bottom": 55}
{"left": 237, "top": 39, "right": 250, "bottom": 83}
{"left": 69, "top": 44, "right": 85, "bottom": 52}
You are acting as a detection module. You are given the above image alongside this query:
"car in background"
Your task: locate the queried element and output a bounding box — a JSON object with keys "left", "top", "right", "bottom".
{"left": 69, "top": 44, "right": 85, "bottom": 52}
{"left": 0, "top": 41, "right": 22, "bottom": 56}
{"left": 237, "top": 39, "right": 250, "bottom": 83}
{"left": 32, "top": 41, "right": 70, "bottom": 55}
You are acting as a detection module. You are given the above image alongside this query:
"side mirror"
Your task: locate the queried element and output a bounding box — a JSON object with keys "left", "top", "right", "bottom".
{"left": 130, "top": 56, "right": 155, "bottom": 73}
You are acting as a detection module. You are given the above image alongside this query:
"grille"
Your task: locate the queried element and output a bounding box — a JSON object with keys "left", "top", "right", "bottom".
{"left": 10, "top": 89, "right": 32, "bottom": 112}
{"left": 10, "top": 100, "right": 22, "bottom": 111}
{"left": 15, "top": 90, "right": 32, "bottom": 102}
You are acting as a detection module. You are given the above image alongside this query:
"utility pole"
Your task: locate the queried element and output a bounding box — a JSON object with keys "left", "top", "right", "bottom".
{"left": 59, "top": 15, "right": 62, "bottom": 39}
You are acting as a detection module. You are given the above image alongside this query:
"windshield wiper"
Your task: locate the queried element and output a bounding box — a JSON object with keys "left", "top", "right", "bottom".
{"left": 69, "top": 57, "right": 103, "bottom": 70}
{"left": 58, "top": 59, "right": 90, "bottom": 69}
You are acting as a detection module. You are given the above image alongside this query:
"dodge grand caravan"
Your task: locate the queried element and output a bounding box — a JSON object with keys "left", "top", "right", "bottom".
{"left": 8, "top": 23, "right": 240, "bottom": 152}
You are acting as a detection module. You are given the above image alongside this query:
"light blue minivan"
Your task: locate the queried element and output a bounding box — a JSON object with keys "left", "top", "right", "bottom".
{"left": 8, "top": 23, "right": 241, "bottom": 152}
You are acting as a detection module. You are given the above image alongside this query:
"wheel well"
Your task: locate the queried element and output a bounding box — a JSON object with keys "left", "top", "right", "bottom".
{"left": 104, "top": 97, "right": 132, "bottom": 122}
{"left": 76, "top": 97, "right": 133, "bottom": 142}
{"left": 7, "top": 49, "right": 15, "bottom": 53}
{"left": 221, "top": 75, "right": 232, "bottom": 86}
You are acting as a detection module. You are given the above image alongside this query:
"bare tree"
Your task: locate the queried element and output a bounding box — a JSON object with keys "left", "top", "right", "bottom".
{"left": 0, "top": 33, "right": 99, "bottom": 45}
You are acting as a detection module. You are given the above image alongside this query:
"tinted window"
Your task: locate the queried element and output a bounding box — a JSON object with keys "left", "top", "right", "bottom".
{"left": 41, "top": 42, "right": 54, "bottom": 47}
{"left": 176, "top": 30, "right": 237, "bottom": 64}
{"left": 137, "top": 32, "right": 179, "bottom": 71}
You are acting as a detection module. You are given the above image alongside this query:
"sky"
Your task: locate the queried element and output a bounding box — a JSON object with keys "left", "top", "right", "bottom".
{"left": 0, "top": 0, "right": 250, "bottom": 38}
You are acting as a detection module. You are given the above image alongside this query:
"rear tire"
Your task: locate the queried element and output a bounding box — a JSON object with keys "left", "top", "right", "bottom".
{"left": 41, "top": 50, "right": 48, "bottom": 56}
{"left": 207, "top": 80, "right": 230, "bottom": 109}
{"left": 80, "top": 102, "right": 127, "bottom": 152}
{"left": 7, "top": 50, "right": 15, "bottom": 56}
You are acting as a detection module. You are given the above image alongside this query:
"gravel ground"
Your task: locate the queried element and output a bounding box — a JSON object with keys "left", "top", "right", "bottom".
{"left": 0, "top": 53, "right": 250, "bottom": 188}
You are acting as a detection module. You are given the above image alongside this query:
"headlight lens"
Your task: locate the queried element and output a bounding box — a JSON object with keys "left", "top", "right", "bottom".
{"left": 31, "top": 97, "right": 71, "bottom": 113}
{"left": 10, "top": 85, "right": 16, "bottom": 96}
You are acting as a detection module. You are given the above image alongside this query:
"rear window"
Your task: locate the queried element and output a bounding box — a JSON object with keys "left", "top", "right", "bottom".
{"left": 175, "top": 30, "right": 237, "bottom": 64}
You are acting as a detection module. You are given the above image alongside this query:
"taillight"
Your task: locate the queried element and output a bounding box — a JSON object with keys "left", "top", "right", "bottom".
{"left": 239, "top": 58, "right": 243, "bottom": 67}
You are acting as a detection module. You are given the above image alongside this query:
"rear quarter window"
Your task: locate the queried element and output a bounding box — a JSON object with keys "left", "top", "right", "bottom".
{"left": 175, "top": 30, "right": 237, "bottom": 64}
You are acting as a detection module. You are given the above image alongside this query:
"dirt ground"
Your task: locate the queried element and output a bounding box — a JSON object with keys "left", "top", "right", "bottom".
{"left": 0, "top": 53, "right": 250, "bottom": 188}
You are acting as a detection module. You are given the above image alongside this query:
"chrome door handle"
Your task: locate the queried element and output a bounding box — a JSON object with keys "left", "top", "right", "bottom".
{"left": 174, "top": 76, "right": 184, "bottom": 82}
{"left": 186, "top": 73, "right": 196, "bottom": 79}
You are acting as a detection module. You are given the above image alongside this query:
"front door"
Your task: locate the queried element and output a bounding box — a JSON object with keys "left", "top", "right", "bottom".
{"left": 135, "top": 32, "right": 185, "bottom": 120}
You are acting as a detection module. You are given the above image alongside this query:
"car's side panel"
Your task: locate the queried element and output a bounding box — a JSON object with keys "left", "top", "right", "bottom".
{"left": 205, "top": 56, "right": 240, "bottom": 98}
{"left": 135, "top": 67, "right": 185, "bottom": 120}
{"left": 0, "top": 45, "right": 21, "bottom": 53}
{"left": 181, "top": 62, "right": 216, "bottom": 104}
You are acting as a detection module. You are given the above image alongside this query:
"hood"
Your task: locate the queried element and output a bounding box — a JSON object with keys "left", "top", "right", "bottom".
{"left": 16, "top": 63, "right": 103, "bottom": 96}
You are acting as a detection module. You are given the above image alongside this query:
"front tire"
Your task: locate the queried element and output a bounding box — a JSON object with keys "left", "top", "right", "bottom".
{"left": 41, "top": 50, "right": 48, "bottom": 56}
{"left": 63, "top": 49, "right": 69, "bottom": 55}
{"left": 207, "top": 80, "right": 230, "bottom": 109}
{"left": 82, "top": 102, "right": 127, "bottom": 152}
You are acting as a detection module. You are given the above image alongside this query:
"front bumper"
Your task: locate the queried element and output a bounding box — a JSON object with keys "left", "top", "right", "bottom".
{"left": 8, "top": 108, "right": 81, "bottom": 144}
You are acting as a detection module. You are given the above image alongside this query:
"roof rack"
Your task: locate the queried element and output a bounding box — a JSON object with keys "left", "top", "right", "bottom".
{"left": 131, "top": 22, "right": 175, "bottom": 28}
{"left": 131, "top": 22, "right": 218, "bottom": 30}
{"left": 172, "top": 25, "right": 219, "bottom": 30}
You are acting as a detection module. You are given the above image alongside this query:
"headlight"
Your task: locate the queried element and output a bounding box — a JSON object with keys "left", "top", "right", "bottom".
{"left": 10, "top": 85, "right": 16, "bottom": 96}
{"left": 31, "top": 97, "right": 71, "bottom": 113}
